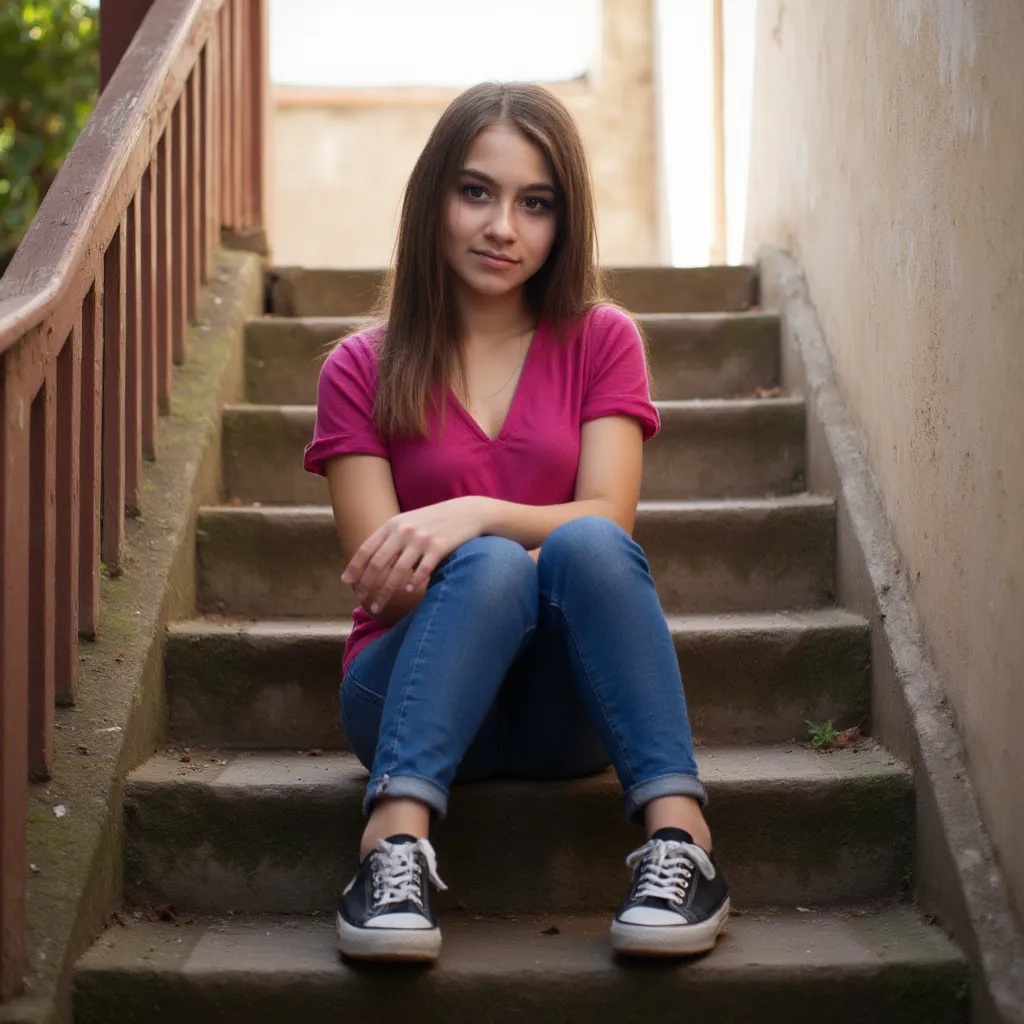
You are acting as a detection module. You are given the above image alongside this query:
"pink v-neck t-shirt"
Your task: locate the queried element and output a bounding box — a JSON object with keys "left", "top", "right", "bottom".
{"left": 303, "top": 304, "right": 660, "bottom": 674}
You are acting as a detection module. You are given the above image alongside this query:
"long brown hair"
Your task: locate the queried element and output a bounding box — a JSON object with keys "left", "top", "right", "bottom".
{"left": 373, "top": 82, "right": 606, "bottom": 438}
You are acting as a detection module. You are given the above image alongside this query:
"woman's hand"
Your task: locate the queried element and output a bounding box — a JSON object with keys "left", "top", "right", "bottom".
{"left": 341, "top": 496, "right": 493, "bottom": 614}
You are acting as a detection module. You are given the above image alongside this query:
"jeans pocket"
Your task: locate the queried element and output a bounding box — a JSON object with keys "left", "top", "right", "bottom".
{"left": 340, "top": 670, "right": 385, "bottom": 771}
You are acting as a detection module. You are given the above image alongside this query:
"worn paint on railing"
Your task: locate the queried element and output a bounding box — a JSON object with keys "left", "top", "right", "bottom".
{"left": 0, "top": 0, "right": 267, "bottom": 1000}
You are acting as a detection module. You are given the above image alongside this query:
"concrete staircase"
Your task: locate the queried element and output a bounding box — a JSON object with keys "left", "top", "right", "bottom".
{"left": 72, "top": 265, "right": 969, "bottom": 1023}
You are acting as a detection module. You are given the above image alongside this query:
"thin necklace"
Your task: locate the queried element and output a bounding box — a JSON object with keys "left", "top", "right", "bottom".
{"left": 469, "top": 328, "right": 529, "bottom": 402}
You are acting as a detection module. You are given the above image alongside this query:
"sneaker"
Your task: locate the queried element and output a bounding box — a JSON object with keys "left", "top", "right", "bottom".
{"left": 610, "top": 827, "right": 730, "bottom": 956}
{"left": 336, "top": 834, "right": 448, "bottom": 962}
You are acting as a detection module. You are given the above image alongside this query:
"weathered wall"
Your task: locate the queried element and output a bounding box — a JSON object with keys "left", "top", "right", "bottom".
{"left": 270, "top": 0, "right": 660, "bottom": 267}
{"left": 745, "top": 0, "right": 1024, "bottom": 926}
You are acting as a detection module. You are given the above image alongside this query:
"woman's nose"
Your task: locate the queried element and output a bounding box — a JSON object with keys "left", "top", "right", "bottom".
{"left": 486, "top": 202, "right": 517, "bottom": 242}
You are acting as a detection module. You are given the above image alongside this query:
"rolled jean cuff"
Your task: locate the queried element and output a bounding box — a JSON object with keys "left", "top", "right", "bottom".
{"left": 363, "top": 772, "right": 449, "bottom": 821}
{"left": 624, "top": 772, "right": 708, "bottom": 823}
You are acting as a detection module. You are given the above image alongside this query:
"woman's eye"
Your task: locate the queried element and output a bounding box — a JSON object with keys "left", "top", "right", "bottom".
{"left": 462, "top": 184, "right": 488, "bottom": 200}
{"left": 523, "top": 196, "right": 554, "bottom": 212}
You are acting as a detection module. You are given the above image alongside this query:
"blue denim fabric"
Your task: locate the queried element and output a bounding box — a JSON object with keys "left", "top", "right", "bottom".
{"left": 341, "top": 516, "right": 706, "bottom": 824}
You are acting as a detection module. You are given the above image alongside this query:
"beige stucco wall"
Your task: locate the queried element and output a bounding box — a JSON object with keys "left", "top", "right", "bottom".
{"left": 745, "top": 0, "right": 1024, "bottom": 925}
{"left": 269, "top": 0, "right": 661, "bottom": 268}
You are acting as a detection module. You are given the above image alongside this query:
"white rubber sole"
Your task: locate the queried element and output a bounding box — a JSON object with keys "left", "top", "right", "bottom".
{"left": 610, "top": 899, "right": 730, "bottom": 957}
{"left": 336, "top": 912, "right": 442, "bottom": 962}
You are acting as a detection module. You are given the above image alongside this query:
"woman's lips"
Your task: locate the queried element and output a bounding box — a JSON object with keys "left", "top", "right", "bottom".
{"left": 473, "top": 250, "right": 519, "bottom": 269}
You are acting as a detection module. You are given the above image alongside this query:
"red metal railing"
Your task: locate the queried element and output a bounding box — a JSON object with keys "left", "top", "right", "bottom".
{"left": 0, "top": 0, "right": 267, "bottom": 999}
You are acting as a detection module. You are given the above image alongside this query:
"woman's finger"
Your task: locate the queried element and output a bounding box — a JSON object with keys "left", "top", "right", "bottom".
{"left": 369, "top": 542, "right": 424, "bottom": 613}
{"left": 355, "top": 530, "right": 405, "bottom": 604}
{"left": 405, "top": 538, "right": 449, "bottom": 591}
{"left": 343, "top": 524, "right": 390, "bottom": 586}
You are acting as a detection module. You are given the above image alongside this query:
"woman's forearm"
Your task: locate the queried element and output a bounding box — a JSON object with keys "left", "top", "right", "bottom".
{"left": 478, "top": 497, "right": 625, "bottom": 550}
{"left": 348, "top": 496, "right": 624, "bottom": 621}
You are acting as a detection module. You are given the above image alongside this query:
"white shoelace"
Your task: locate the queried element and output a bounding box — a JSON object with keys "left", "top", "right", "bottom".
{"left": 371, "top": 837, "right": 448, "bottom": 910}
{"left": 626, "top": 838, "right": 716, "bottom": 904}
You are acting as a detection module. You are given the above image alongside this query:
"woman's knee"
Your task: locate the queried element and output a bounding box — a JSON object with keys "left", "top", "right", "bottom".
{"left": 539, "top": 516, "right": 634, "bottom": 574}
{"left": 439, "top": 535, "right": 538, "bottom": 605}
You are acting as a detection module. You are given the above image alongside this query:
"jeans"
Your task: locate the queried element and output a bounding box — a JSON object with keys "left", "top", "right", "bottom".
{"left": 341, "top": 516, "right": 706, "bottom": 824}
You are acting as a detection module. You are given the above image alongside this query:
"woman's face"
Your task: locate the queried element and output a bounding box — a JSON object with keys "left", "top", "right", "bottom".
{"left": 444, "top": 123, "right": 559, "bottom": 302}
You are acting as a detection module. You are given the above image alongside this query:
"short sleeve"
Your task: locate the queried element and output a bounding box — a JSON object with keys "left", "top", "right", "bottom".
{"left": 579, "top": 306, "right": 660, "bottom": 441}
{"left": 303, "top": 332, "right": 388, "bottom": 476}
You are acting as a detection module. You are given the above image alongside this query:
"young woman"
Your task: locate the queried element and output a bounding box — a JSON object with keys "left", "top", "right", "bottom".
{"left": 304, "top": 82, "right": 729, "bottom": 963}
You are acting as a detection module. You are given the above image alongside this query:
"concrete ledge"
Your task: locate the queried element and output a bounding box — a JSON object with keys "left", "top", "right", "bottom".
{"left": 0, "top": 251, "right": 263, "bottom": 1024}
{"left": 265, "top": 265, "right": 759, "bottom": 317}
{"left": 758, "top": 248, "right": 1024, "bottom": 1024}
{"left": 73, "top": 908, "right": 968, "bottom": 1024}
{"left": 243, "top": 312, "right": 782, "bottom": 405}
{"left": 164, "top": 610, "right": 870, "bottom": 749}
{"left": 220, "top": 398, "right": 806, "bottom": 505}
{"left": 121, "top": 748, "right": 914, "bottom": 914}
{"left": 194, "top": 498, "right": 837, "bottom": 619}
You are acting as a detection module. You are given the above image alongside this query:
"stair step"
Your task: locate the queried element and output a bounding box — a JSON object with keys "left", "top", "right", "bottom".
{"left": 74, "top": 907, "right": 967, "bottom": 1024}
{"left": 195, "top": 497, "right": 836, "bottom": 619}
{"left": 648, "top": 398, "right": 804, "bottom": 498}
{"left": 265, "top": 264, "right": 759, "bottom": 318}
{"left": 221, "top": 398, "right": 806, "bottom": 506}
{"left": 244, "top": 311, "right": 780, "bottom": 405}
{"left": 166, "top": 610, "right": 869, "bottom": 750}
{"left": 123, "top": 746, "right": 912, "bottom": 914}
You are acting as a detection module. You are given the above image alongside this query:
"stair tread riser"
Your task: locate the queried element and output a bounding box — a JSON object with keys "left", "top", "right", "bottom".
{"left": 244, "top": 312, "right": 781, "bottom": 405}
{"left": 195, "top": 499, "right": 837, "bottom": 619}
{"left": 73, "top": 909, "right": 968, "bottom": 1024}
{"left": 265, "top": 265, "right": 760, "bottom": 317}
{"left": 165, "top": 611, "right": 870, "bottom": 749}
{"left": 221, "top": 398, "right": 806, "bottom": 505}
{"left": 123, "top": 748, "right": 913, "bottom": 914}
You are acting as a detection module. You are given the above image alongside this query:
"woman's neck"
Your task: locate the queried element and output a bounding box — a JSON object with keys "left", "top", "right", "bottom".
{"left": 454, "top": 282, "right": 534, "bottom": 345}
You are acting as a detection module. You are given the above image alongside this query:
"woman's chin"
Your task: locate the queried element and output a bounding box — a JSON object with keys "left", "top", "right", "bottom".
{"left": 454, "top": 268, "right": 526, "bottom": 300}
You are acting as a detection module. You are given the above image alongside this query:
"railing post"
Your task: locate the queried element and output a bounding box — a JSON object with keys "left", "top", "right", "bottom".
{"left": 78, "top": 282, "right": 104, "bottom": 638}
{"left": 187, "top": 70, "right": 202, "bottom": 319}
{"left": 213, "top": 0, "right": 270, "bottom": 254}
{"left": 101, "top": 221, "right": 127, "bottom": 575}
{"left": 710, "top": 0, "right": 727, "bottom": 265}
{"left": 229, "top": 0, "right": 243, "bottom": 230}
{"left": 0, "top": 353, "right": 31, "bottom": 1000}
{"left": 155, "top": 131, "right": 173, "bottom": 414}
{"left": 78, "top": 280, "right": 103, "bottom": 634}
{"left": 219, "top": 3, "right": 234, "bottom": 232}
{"left": 125, "top": 196, "right": 143, "bottom": 516}
{"left": 252, "top": 0, "right": 270, "bottom": 241}
{"left": 198, "top": 47, "right": 211, "bottom": 283}
{"left": 140, "top": 167, "right": 158, "bottom": 460}
{"left": 28, "top": 364, "right": 57, "bottom": 780}
{"left": 229, "top": 0, "right": 271, "bottom": 251}
{"left": 171, "top": 101, "right": 188, "bottom": 365}
{"left": 55, "top": 318, "right": 82, "bottom": 703}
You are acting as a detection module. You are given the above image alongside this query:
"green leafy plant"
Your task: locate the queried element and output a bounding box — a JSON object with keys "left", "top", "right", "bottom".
{"left": 0, "top": 1, "right": 99, "bottom": 275}
{"left": 806, "top": 718, "right": 837, "bottom": 749}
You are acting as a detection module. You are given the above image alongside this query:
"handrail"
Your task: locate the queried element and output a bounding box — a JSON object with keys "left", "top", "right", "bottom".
{"left": 0, "top": 0, "right": 267, "bottom": 1000}
{"left": 710, "top": 0, "right": 727, "bottom": 264}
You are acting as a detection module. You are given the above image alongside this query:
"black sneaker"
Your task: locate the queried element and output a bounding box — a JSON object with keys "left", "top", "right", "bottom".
{"left": 611, "top": 827, "right": 730, "bottom": 956}
{"left": 336, "top": 834, "right": 448, "bottom": 961}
